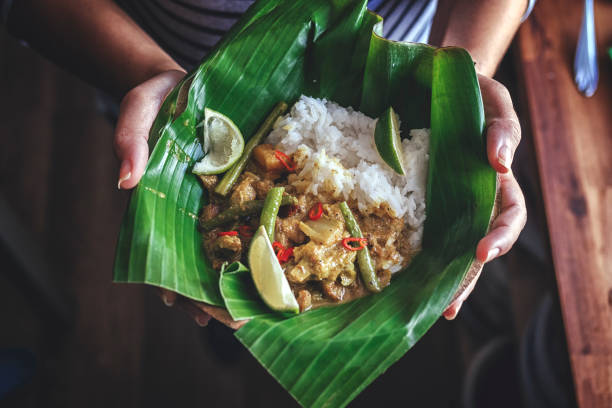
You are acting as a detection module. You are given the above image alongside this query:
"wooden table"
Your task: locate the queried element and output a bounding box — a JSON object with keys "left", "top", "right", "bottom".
{"left": 516, "top": 0, "right": 612, "bottom": 406}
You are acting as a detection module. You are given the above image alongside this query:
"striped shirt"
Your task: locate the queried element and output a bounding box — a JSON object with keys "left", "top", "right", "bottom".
{"left": 115, "top": 0, "right": 439, "bottom": 71}
{"left": 2, "top": 0, "right": 536, "bottom": 72}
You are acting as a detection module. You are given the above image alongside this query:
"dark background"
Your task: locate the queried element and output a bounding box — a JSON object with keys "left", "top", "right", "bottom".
{"left": 0, "top": 27, "right": 574, "bottom": 407}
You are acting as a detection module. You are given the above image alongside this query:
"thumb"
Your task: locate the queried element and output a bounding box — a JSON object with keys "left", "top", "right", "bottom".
{"left": 115, "top": 70, "right": 185, "bottom": 189}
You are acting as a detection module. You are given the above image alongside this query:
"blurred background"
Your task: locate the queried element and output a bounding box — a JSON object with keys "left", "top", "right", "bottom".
{"left": 0, "top": 0, "right": 610, "bottom": 407}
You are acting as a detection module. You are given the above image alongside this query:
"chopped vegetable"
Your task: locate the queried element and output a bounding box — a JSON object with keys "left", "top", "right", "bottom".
{"left": 342, "top": 237, "right": 368, "bottom": 251}
{"left": 339, "top": 201, "right": 381, "bottom": 293}
{"left": 199, "top": 194, "right": 297, "bottom": 231}
{"left": 272, "top": 241, "right": 285, "bottom": 254}
{"left": 260, "top": 187, "right": 285, "bottom": 241}
{"left": 239, "top": 225, "right": 254, "bottom": 238}
{"left": 274, "top": 150, "right": 296, "bottom": 172}
{"left": 308, "top": 202, "right": 323, "bottom": 220}
{"left": 215, "top": 102, "right": 288, "bottom": 196}
{"left": 298, "top": 217, "right": 343, "bottom": 245}
{"left": 277, "top": 246, "right": 294, "bottom": 263}
{"left": 271, "top": 240, "right": 294, "bottom": 263}
{"left": 218, "top": 230, "right": 238, "bottom": 237}
{"left": 287, "top": 264, "right": 310, "bottom": 283}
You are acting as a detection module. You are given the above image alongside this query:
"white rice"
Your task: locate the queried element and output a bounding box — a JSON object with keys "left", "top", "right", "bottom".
{"left": 265, "top": 95, "right": 429, "bottom": 246}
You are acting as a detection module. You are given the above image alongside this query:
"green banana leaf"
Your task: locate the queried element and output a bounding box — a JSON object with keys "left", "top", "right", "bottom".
{"left": 113, "top": 0, "right": 496, "bottom": 406}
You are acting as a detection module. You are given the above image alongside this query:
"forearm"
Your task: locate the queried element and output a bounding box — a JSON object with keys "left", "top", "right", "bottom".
{"left": 430, "top": 0, "right": 527, "bottom": 77}
{"left": 7, "top": 0, "right": 184, "bottom": 98}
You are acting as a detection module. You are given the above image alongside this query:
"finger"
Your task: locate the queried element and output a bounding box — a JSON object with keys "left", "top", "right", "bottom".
{"left": 443, "top": 301, "right": 462, "bottom": 320}
{"left": 176, "top": 298, "right": 213, "bottom": 327}
{"left": 443, "top": 262, "right": 482, "bottom": 320}
{"left": 115, "top": 70, "right": 185, "bottom": 189}
{"left": 476, "top": 172, "right": 527, "bottom": 262}
{"left": 479, "top": 75, "right": 521, "bottom": 173}
{"left": 192, "top": 302, "right": 248, "bottom": 330}
{"left": 158, "top": 288, "right": 177, "bottom": 307}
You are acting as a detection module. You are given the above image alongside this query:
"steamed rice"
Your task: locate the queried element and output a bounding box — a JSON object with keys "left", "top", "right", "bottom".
{"left": 265, "top": 95, "right": 429, "bottom": 247}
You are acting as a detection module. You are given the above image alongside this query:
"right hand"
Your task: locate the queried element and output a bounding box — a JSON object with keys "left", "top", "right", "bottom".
{"left": 114, "top": 69, "right": 245, "bottom": 329}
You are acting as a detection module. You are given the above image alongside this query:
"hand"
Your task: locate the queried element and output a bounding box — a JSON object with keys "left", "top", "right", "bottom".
{"left": 115, "top": 69, "right": 186, "bottom": 189}
{"left": 158, "top": 289, "right": 246, "bottom": 330}
{"left": 114, "top": 69, "right": 244, "bottom": 329}
{"left": 443, "top": 75, "right": 527, "bottom": 320}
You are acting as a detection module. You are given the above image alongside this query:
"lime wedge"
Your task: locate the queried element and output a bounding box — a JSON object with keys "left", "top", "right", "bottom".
{"left": 374, "top": 106, "right": 406, "bottom": 175}
{"left": 248, "top": 225, "right": 299, "bottom": 313}
{"left": 193, "top": 108, "right": 244, "bottom": 175}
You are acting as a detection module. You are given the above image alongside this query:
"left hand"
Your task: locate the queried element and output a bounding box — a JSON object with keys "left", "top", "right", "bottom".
{"left": 443, "top": 74, "right": 527, "bottom": 320}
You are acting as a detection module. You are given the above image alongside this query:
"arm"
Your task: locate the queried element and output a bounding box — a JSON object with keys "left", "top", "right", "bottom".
{"left": 7, "top": 0, "right": 184, "bottom": 98}
{"left": 430, "top": 1, "right": 529, "bottom": 319}
{"left": 430, "top": 0, "right": 527, "bottom": 77}
{"left": 6, "top": 0, "right": 219, "bottom": 325}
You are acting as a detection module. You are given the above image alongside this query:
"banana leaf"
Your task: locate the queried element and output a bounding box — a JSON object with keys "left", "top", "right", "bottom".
{"left": 113, "top": 0, "right": 496, "bottom": 406}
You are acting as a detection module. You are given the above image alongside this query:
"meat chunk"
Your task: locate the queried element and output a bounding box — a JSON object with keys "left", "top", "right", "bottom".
{"left": 253, "top": 178, "right": 275, "bottom": 200}
{"left": 203, "top": 233, "right": 242, "bottom": 270}
{"left": 200, "top": 203, "right": 219, "bottom": 222}
{"left": 322, "top": 280, "right": 345, "bottom": 302}
{"left": 229, "top": 172, "right": 258, "bottom": 206}
{"left": 253, "top": 143, "right": 287, "bottom": 173}
{"left": 296, "top": 290, "right": 312, "bottom": 312}
{"left": 198, "top": 175, "right": 218, "bottom": 191}
{"left": 214, "top": 235, "right": 242, "bottom": 259}
{"left": 276, "top": 217, "right": 307, "bottom": 247}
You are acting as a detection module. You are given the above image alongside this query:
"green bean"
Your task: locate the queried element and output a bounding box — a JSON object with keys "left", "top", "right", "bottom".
{"left": 214, "top": 101, "right": 288, "bottom": 196}
{"left": 339, "top": 202, "right": 381, "bottom": 293}
{"left": 260, "top": 187, "right": 285, "bottom": 241}
{"left": 200, "top": 195, "right": 296, "bottom": 231}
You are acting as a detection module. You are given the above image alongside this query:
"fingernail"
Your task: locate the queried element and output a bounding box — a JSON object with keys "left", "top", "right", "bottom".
{"left": 162, "top": 294, "right": 173, "bottom": 307}
{"left": 486, "top": 247, "right": 501, "bottom": 262}
{"left": 196, "top": 315, "right": 210, "bottom": 327}
{"left": 117, "top": 161, "right": 131, "bottom": 190}
{"left": 498, "top": 145, "right": 512, "bottom": 170}
{"left": 443, "top": 305, "right": 459, "bottom": 320}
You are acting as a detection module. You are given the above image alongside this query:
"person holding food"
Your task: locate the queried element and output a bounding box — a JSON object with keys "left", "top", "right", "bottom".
{"left": 2, "top": 0, "right": 529, "bottom": 324}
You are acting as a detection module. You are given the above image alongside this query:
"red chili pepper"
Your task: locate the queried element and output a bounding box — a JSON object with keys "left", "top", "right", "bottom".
{"left": 274, "top": 150, "right": 296, "bottom": 172}
{"left": 277, "top": 247, "right": 294, "bottom": 263}
{"left": 272, "top": 241, "right": 285, "bottom": 255}
{"left": 342, "top": 237, "right": 368, "bottom": 251}
{"left": 308, "top": 202, "right": 323, "bottom": 220}
{"left": 218, "top": 230, "right": 238, "bottom": 237}
{"left": 238, "top": 225, "right": 253, "bottom": 238}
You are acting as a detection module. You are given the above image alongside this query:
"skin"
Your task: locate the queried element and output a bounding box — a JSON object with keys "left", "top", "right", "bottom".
{"left": 8, "top": 0, "right": 528, "bottom": 326}
{"left": 431, "top": 0, "right": 528, "bottom": 318}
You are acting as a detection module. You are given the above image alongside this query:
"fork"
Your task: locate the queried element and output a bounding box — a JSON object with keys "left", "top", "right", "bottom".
{"left": 574, "top": 0, "right": 598, "bottom": 97}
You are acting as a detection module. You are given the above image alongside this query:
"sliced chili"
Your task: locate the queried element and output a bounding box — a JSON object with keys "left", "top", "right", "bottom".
{"left": 277, "top": 247, "right": 294, "bottom": 263}
{"left": 238, "top": 225, "right": 253, "bottom": 238}
{"left": 342, "top": 237, "right": 368, "bottom": 251}
{"left": 274, "top": 150, "right": 296, "bottom": 172}
{"left": 308, "top": 202, "right": 323, "bottom": 220}
{"left": 218, "top": 230, "right": 238, "bottom": 237}
{"left": 272, "top": 241, "right": 285, "bottom": 255}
